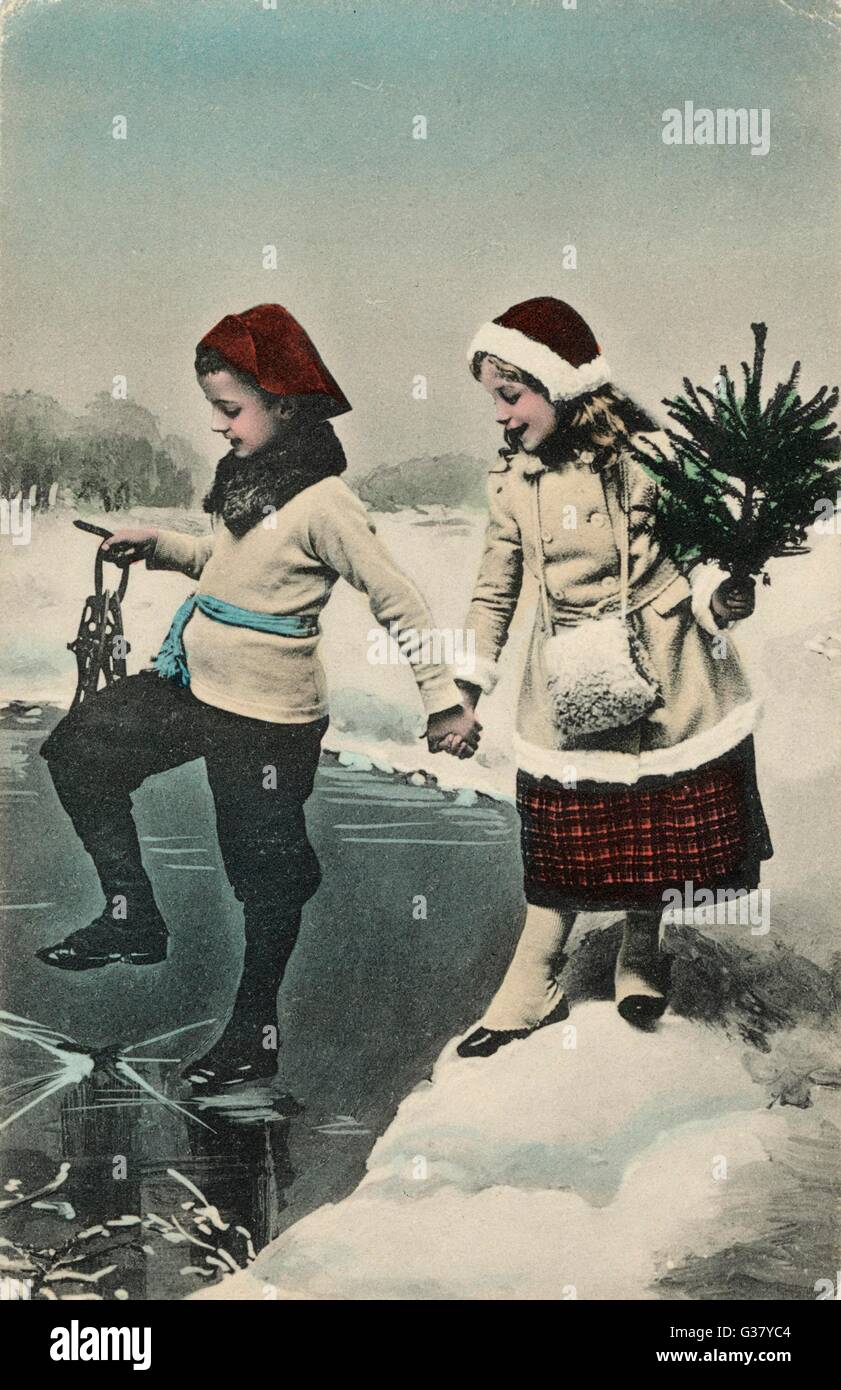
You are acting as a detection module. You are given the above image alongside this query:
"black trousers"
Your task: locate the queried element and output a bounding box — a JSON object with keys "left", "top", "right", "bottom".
{"left": 40, "top": 670, "right": 328, "bottom": 1035}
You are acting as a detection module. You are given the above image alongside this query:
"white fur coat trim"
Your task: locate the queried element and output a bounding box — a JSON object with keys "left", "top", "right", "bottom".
{"left": 467, "top": 321, "right": 611, "bottom": 402}
{"left": 688, "top": 561, "right": 734, "bottom": 637}
{"left": 514, "top": 698, "right": 760, "bottom": 785}
{"left": 453, "top": 653, "right": 499, "bottom": 694}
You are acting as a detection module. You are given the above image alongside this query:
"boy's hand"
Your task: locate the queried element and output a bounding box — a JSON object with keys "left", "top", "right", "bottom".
{"left": 711, "top": 576, "right": 755, "bottom": 626}
{"left": 100, "top": 528, "right": 159, "bottom": 566}
{"left": 442, "top": 681, "right": 483, "bottom": 754}
{"left": 426, "top": 704, "right": 482, "bottom": 757}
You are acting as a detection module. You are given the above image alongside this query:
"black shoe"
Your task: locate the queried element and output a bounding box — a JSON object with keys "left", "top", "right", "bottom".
{"left": 615, "top": 951, "right": 673, "bottom": 1032}
{"left": 456, "top": 994, "right": 570, "bottom": 1059}
{"left": 35, "top": 913, "right": 169, "bottom": 971}
{"left": 616, "top": 994, "right": 668, "bottom": 1029}
{"left": 182, "top": 1041, "right": 279, "bottom": 1092}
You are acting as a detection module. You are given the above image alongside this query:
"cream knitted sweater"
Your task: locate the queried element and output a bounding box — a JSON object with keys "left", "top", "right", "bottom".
{"left": 146, "top": 476, "right": 462, "bottom": 725}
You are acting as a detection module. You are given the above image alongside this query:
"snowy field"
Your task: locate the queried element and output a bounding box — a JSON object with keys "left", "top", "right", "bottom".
{"left": 2, "top": 503, "right": 839, "bottom": 795}
{"left": 2, "top": 502, "right": 839, "bottom": 957}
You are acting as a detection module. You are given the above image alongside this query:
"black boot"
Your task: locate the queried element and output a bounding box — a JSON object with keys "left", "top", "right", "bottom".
{"left": 457, "top": 992, "right": 570, "bottom": 1059}
{"left": 183, "top": 906, "right": 301, "bottom": 1091}
{"left": 36, "top": 907, "right": 169, "bottom": 971}
{"left": 181, "top": 1007, "right": 281, "bottom": 1090}
{"left": 39, "top": 762, "right": 168, "bottom": 970}
{"left": 181, "top": 1044, "right": 279, "bottom": 1091}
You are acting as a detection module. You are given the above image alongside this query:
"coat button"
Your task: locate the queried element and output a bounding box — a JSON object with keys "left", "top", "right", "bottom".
{"left": 542, "top": 532, "right": 553, "bottom": 544}
{"left": 601, "top": 575, "right": 616, "bottom": 590}
{"left": 588, "top": 511, "right": 607, "bottom": 527}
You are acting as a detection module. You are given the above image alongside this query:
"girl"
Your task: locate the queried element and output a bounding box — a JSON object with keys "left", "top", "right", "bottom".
{"left": 38, "top": 303, "right": 474, "bottom": 1090}
{"left": 433, "top": 296, "right": 770, "bottom": 1055}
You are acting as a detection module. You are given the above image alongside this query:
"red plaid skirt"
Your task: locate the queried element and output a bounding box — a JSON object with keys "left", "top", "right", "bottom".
{"left": 517, "top": 737, "right": 771, "bottom": 911}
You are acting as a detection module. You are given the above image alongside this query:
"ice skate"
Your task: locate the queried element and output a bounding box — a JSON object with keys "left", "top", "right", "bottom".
{"left": 35, "top": 909, "right": 169, "bottom": 971}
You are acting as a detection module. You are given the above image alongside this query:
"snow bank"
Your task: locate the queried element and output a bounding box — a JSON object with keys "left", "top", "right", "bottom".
{"left": 191, "top": 1004, "right": 832, "bottom": 1301}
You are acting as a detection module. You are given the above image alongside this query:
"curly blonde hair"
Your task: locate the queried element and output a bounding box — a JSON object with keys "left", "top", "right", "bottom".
{"left": 471, "top": 351, "right": 657, "bottom": 459}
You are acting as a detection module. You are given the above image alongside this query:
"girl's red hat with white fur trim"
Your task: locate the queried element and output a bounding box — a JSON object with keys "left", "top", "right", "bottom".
{"left": 467, "top": 296, "right": 611, "bottom": 403}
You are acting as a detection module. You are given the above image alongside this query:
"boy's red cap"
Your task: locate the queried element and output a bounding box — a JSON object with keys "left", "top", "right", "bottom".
{"left": 198, "top": 303, "right": 351, "bottom": 417}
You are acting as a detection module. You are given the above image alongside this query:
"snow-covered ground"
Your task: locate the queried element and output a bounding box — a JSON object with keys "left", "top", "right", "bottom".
{"left": 191, "top": 1004, "right": 840, "bottom": 1301}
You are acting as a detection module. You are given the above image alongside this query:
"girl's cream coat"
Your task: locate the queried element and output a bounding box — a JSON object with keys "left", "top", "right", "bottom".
{"left": 457, "top": 431, "right": 758, "bottom": 784}
{"left": 146, "top": 476, "right": 463, "bottom": 724}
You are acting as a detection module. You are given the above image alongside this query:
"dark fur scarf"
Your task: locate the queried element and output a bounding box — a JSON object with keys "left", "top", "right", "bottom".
{"left": 203, "top": 420, "right": 348, "bottom": 538}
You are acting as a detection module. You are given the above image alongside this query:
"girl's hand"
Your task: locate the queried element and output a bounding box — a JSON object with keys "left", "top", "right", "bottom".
{"left": 439, "top": 732, "right": 478, "bottom": 759}
{"left": 711, "top": 576, "right": 755, "bottom": 626}
{"left": 426, "top": 704, "right": 482, "bottom": 756}
{"left": 99, "top": 529, "right": 159, "bottom": 566}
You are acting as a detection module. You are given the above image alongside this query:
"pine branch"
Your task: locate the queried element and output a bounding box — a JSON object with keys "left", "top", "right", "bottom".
{"left": 629, "top": 324, "right": 839, "bottom": 580}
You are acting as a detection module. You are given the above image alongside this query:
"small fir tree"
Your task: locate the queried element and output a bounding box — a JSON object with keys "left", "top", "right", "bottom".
{"left": 631, "top": 323, "right": 840, "bottom": 585}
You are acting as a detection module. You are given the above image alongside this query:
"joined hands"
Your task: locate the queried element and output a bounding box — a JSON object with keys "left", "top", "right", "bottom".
{"left": 426, "top": 684, "right": 482, "bottom": 758}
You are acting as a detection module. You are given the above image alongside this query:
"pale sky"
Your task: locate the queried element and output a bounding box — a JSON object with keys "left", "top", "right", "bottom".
{"left": 1, "top": 0, "right": 838, "bottom": 476}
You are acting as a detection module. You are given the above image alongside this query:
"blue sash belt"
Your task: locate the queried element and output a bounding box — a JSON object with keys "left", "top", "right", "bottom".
{"left": 153, "top": 592, "right": 320, "bottom": 688}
